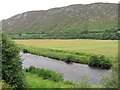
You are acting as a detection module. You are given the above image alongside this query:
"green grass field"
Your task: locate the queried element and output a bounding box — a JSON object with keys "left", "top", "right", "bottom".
{"left": 24, "top": 72, "right": 102, "bottom": 88}
{"left": 24, "top": 72, "right": 77, "bottom": 88}
{"left": 15, "top": 39, "right": 118, "bottom": 57}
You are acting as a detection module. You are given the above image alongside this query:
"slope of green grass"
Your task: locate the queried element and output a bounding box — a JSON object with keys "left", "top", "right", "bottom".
{"left": 24, "top": 72, "right": 103, "bottom": 88}
{"left": 24, "top": 72, "right": 77, "bottom": 88}
{"left": 4, "top": 3, "right": 117, "bottom": 33}
{"left": 22, "top": 45, "right": 114, "bottom": 68}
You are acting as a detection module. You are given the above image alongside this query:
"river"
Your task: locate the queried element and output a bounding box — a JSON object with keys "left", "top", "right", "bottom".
{"left": 21, "top": 52, "right": 109, "bottom": 85}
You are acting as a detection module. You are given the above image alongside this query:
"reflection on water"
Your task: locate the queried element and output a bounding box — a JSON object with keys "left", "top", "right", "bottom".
{"left": 21, "top": 52, "right": 109, "bottom": 85}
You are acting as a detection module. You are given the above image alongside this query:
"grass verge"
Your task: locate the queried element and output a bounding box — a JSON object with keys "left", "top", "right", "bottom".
{"left": 24, "top": 72, "right": 77, "bottom": 88}
{"left": 21, "top": 45, "right": 113, "bottom": 69}
{"left": 25, "top": 66, "right": 63, "bottom": 82}
{"left": 24, "top": 67, "right": 103, "bottom": 88}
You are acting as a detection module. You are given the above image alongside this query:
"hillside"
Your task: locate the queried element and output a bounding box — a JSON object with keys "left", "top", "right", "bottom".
{"left": 2, "top": 3, "right": 119, "bottom": 39}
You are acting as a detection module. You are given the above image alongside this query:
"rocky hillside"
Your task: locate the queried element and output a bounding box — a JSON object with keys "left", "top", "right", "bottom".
{"left": 2, "top": 3, "right": 118, "bottom": 33}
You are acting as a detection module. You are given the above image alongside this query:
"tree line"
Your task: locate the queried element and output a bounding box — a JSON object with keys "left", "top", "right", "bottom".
{"left": 7, "top": 28, "right": 119, "bottom": 40}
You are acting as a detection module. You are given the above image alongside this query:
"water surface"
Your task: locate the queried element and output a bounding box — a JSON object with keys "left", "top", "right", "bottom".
{"left": 21, "top": 52, "right": 109, "bottom": 85}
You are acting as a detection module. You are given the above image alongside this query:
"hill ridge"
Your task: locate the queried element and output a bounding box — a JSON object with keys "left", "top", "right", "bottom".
{"left": 2, "top": 3, "right": 119, "bottom": 40}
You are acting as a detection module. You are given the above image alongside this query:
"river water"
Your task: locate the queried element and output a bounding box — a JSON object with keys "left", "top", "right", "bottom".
{"left": 21, "top": 52, "right": 109, "bottom": 85}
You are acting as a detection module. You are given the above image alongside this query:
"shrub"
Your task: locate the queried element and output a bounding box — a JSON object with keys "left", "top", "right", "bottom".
{"left": 88, "top": 55, "right": 112, "bottom": 69}
{"left": 23, "top": 49, "right": 29, "bottom": 53}
{"left": 88, "top": 55, "right": 99, "bottom": 67}
{"left": 99, "top": 55, "right": 112, "bottom": 69}
{"left": 2, "top": 34, "right": 25, "bottom": 88}
{"left": 26, "top": 66, "right": 63, "bottom": 82}
{"left": 64, "top": 55, "right": 73, "bottom": 64}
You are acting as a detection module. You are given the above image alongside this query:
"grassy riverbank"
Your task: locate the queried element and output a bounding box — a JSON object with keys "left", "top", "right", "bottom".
{"left": 1, "top": 71, "right": 102, "bottom": 88}
{"left": 24, "top": 67, "right": 102, "bottom": 88}
{"left": 25, "top": 72, "right": 104, "bottom": 88}
{"left": 16, "top": 40, "right": 117, "bottom": 68}
{"left": 24, "top": 67, "right": 77, "bottom": 88}
{"left": 16, "top": 39, "right": 117, "bottom": 57}
{"left": 21, "top": 45, "right": 113, "bottom": 68}
{"left": 2, "top": 66, "right": 117, "bottom": 88}
{"left": 24, "top": 72, "right": 77, "bottom": 88}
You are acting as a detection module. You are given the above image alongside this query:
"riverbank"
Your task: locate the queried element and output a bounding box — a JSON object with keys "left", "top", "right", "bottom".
{"left": 21, "top": 45, "right": 113, "bottom": 69}
{"left": 24, "top": 70, "right": 103, "bottom": 88}
{"left": 16, "top": 39, "right": 117, "bottom": 57}
{"left": 21, "top": 52, "right": 109, "bottom": 85}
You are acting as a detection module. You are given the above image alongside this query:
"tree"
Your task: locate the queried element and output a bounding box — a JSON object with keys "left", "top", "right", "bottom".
{"left": 2, "top": 33, "right": 25, "bottom": 88}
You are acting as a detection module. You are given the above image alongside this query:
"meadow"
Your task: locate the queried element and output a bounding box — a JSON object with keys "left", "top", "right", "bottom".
{"left": 15, "top": 39, "right": 117, "bottom": 69}
{"left": 16, "top": 39, "right": 118, "bottom": 57}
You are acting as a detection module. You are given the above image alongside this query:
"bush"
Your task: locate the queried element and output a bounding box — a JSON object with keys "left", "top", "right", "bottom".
{"left": 88, "top": 55, "right": 112, "bottom": 69}
{"left": 99, "top": 55, "right": 112, "bottom": 69}
{"left": 64, "top": 55, "right": 73, "bottom": 64}
{"left": 88, "top": 55, "right": 99, "bottom": 67}
{"left": 23, "top": 49, "right": 29, "bottom": 53}
{"left": 26, "top": 66, "right": 63, "bottom": 82}
{"left": 2, "top": 34, "right": 25, "bottom": 88}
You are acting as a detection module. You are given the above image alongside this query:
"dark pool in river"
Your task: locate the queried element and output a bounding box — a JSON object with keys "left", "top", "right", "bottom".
{"left": 21, "top": 52, "right": 110, "bottom": 85}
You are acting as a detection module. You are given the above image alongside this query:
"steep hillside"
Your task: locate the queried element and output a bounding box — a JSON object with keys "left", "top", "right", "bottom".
{"left": 2, "top": 3, "right": 119, "bottom": 39}
{"left": 2, "top": 3, "right": 118, "bottom": 32}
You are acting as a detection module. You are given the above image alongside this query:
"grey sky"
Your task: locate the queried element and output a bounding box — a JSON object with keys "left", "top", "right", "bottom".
{"left": 0, "top": 0, "right": 119, "bottom": 20}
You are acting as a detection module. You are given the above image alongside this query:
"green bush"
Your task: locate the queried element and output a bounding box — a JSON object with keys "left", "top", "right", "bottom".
{"left": 2, "top": 34, "right": 25, "bottom": 88}
{"left": 26, "top": 66, "right": 63, "bottom": 82}
{"left": 99, "top": 55, "right": 112, "bottom": 68}
{"left": 23, "top": 49, "right": 29, "bottom": 53}
{"left": 64, "top": 55, "right": 73, "bottom": 64}
{"left": 88, "top": 55, "right": 99, "bottom": 67}
{"left": 88, "top": 55, "right": 112, "bottom": 69}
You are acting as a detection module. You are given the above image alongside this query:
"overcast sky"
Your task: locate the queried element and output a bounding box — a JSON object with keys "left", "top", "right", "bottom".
{"left": 0, "top": 0, "right": 119, "bottom": 20}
